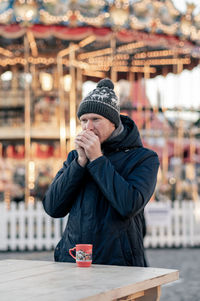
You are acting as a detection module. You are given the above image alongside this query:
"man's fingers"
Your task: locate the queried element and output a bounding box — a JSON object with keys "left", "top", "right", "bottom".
{"left": 78, "top": 136, "right": 93, "bottom": 148}
{"left": 83, "top": 130, "right": 97, "bottom": 138}
{"left": 81, "top": 132, "right": 99, "bottom": 143}
{"left": 77, "top": 133, "right": 96, "bottom": 144}
{"left": 76, "top": 130, "right": 98, "bottom": 141}
{"left": 75, "top": 140, "right": 86, "bottom": 148}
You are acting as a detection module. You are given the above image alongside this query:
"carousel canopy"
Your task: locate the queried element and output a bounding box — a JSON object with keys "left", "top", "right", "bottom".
{"left": 0, "top": 0, "right": 200, "bottom": 79}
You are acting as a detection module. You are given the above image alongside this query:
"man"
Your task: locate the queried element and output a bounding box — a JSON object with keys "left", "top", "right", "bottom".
{"left": 43, "top": 78, "right": 159, "bottom": 266}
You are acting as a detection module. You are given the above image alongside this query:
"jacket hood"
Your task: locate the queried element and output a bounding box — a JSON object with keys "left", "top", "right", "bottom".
{"left": 102, "top": 115, "right": 143, "bottom": 152}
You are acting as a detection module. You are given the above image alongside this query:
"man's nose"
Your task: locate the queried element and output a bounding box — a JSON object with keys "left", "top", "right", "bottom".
{"left": 86, "top": 120, "right": 94, "bottom": 130}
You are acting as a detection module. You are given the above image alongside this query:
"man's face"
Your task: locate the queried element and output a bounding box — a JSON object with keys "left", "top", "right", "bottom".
{"left": 80, "top": 113, "right": 115, "bottom": 143}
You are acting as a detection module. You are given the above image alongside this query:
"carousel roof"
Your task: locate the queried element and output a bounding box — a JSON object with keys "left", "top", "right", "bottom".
{"left": 0, "top": 0, "right": 200, "bottom": 79}
{"left": 0, "top": 1, "right": 199, "bottom": 41}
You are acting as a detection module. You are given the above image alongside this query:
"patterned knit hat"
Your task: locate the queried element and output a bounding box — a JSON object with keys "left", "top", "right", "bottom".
{"left": 77, "top": 78, "right": 120, "bottom": 127}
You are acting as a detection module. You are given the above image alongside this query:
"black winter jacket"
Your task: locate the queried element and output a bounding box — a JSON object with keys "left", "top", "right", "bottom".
{"left": 43, "top": 115, "right": 159, "bottom": 266}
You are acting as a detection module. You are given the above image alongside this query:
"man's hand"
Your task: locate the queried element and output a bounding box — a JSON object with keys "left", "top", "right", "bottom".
{"left": 75, "top": 130, "right": 103, "bottom": 162}
{"left": 75, "top": 132, "right": 88, "bottom": 167}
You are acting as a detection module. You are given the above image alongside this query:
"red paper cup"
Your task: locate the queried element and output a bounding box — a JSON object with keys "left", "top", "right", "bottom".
{"left": 69, "top": 244, "right": 93, "bottom": 267}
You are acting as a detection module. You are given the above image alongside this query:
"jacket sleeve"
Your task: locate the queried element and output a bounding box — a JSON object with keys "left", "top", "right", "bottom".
{"left": 87, "top": 152, "right": 159, "bottom": 218}
{"left": 42, "top": 151, "right": 86, "bottom": 218}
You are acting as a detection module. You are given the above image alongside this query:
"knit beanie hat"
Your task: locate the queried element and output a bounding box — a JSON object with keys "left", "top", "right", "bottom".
{"left": 77, "top": 78, "right": 120, "bottom": 127}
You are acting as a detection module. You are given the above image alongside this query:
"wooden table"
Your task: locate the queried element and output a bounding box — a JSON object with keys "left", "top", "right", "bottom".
{"left": 0, "top": 260, "right": 178, "bottom": 301}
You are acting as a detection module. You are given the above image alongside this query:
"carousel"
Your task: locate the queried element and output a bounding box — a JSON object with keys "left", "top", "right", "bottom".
{"left": 0, "top": 0, "right": 199, "bottom": 205}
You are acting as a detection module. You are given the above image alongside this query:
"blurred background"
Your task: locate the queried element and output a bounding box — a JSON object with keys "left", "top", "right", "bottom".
{"left": 0, "top": 1, "right": 200, "bottom": 300}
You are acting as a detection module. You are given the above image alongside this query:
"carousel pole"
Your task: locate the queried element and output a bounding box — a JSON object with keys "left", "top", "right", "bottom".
{"left": 57, "top": 55, "right": 67, "bottom": 160}
{"left": 0, "top": 67, "right": 11, "bottom": 208}
{"left": 24, "top": 32, "right": 31, "bottom": 205}
{"left": 176, "top": 62, "right": 184, "bottom": 160}
{"left": 189, "top": 128, "right": 198, "bottom": 201}
{"left": 137, "top": 72, "right": 143, "bottom": 132}
{"left": 0, "top": 143, "right": 2, "bottom": 157}
{"left": 128, "top": 71, "right": 135, "bottom": 83}
{"left": 161, "top": 67, "right": 169, "bottom": 185}
{"left": 128, "top": 71, "right": 135, "bottom": 119}
{"left": 173, "top": 58, "right": 182, "bottom": 159}
{"left": 76, "top": 66, "right": 83, "bottom": 134}
{"left": 11, "top": 65, "right": 18, "bottom": 107}
{"left": 174, "top": 60, "right": 184, "bottom": 199}
{"left": 162, "top": 118, "right": 169, "bottom": 184}
{"left": 30, "top": 64, "right": 38, "bottom": 93}
{"left": 178, "top": 62, "right": 184, "bottom": 161}
{"left": 144, "top": 65, "right": 151, "bottom": 132}
{"left": 110, "top": 36, "right": 117, "bottom": 83}
{"left": 69, "top": 43, "right": 76, "bottom": 152}
{"left": 189, "top": 128, "right": 196, "bottom": 163}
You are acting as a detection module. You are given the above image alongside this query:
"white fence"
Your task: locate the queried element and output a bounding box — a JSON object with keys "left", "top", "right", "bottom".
{"left": 0, "top": 201, "right": 200, "bottom": 251}
{"left": 144, "top": 200, "right": 200, "bottom": 248}
{"left": 0, "top": 202, "right": 67, "bottom": 251}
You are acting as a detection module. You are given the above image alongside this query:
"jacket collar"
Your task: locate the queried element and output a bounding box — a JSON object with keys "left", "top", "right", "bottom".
{"left": 101, "top": 115, "right": 143, "bottom": 153}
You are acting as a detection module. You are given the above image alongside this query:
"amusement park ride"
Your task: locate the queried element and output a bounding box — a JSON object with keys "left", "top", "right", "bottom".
{"left": 0, "top": 0, "right": 199, "bottom": 205}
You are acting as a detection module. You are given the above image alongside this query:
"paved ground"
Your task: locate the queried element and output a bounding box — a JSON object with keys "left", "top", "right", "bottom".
{"left": 0, "top": 248, "right": 199, "bottom": 301}
{"left": 146, "top": 248, "right": 200, "bottom": 301}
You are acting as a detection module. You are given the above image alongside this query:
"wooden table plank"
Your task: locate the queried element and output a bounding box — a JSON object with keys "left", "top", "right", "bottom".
{"left": 0, "top": 260, "right": 53, "bottom": 278}
{"left": 0, "top": 260, "right": 179, "bottom": 301}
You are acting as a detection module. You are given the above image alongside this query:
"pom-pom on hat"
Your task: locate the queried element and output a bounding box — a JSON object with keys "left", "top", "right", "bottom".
{"left": 77, "top": 78, "right": 120, "bottom": 127}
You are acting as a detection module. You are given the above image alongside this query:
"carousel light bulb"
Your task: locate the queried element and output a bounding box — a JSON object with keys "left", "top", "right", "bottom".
{"left": 40, "top": 72, "right": 53, "bottom": 91}
{"left": 60, "top": 126, "right": 66, "bottom": 140}
{"left": 1, "top": 71, "right": 12, "bottom": 81}
{"left": 70, "top": 118, "right": 76, "bottom": 138}
{"left": 63, "top": 74, "right": 72, "bottom": 92}
{"left": 110, "top": 7, "right": 129, "bottom": 27}
{"left": 29, "top": 182, "right": 35, "bottom": 188}
{"left": 14, "top": 0, "right": 38, "bottom": 23}
{"left": 28, "top": 196, "right": 35, "bottom": 204}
